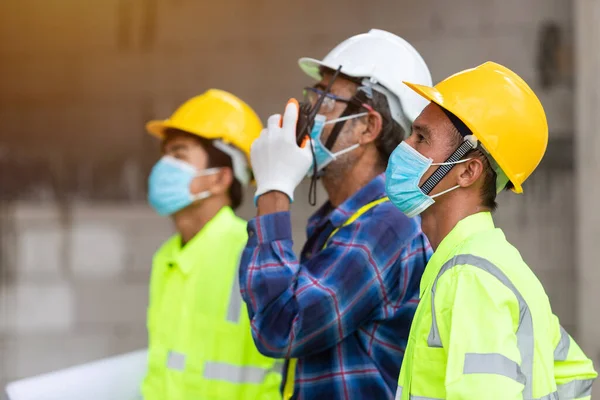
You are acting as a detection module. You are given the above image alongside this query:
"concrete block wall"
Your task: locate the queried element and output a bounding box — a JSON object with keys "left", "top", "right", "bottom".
{"left": 0, "top": 204, "right": 172, "bottom": 387}
{"left": 0, "top": 0, "right": 581, "bottom": 388}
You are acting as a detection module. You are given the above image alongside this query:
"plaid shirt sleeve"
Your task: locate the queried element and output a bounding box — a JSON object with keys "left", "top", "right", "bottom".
{"left": 239, "top": 209, "right": 428, "bottom": 359}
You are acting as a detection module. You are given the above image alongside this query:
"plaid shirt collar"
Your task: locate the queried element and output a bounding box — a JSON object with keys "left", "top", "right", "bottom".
{"left": 307, "top": 173, "right": 387, "bottom": 237}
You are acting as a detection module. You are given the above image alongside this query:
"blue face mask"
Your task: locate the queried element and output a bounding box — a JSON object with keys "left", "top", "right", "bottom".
{"left": 306, "top": 112, "right": 368, "bottom": 176}
{"left": 148, "top": 156, "right": 220, "bottom": 216}
{"left": 385, "top": 142, "right": 470, "bottom": 218}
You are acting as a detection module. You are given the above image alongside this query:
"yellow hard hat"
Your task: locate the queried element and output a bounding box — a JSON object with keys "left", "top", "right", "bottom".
{"left": 404, "top": 61, "right": 548, "bottom": 194}
{"left": 146, "top": 89, "right": 263, "bottom": 161}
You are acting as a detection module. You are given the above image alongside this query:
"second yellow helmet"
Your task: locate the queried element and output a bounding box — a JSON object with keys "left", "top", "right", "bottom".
{"left": 404, "top": 62, "right": 548, "bottom": 193}
{"left": 146, "top": 89, "right": 263, "bottom": 162}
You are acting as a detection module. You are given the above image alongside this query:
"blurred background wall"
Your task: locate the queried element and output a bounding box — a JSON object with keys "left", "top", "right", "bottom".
{"left": 0, "top": 0, "right": 596, "bottom": 394}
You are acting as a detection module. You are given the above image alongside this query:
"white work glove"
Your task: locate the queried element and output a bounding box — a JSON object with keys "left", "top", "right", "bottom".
{"left": 251, "top": 100, "right": 313, "bottom": 202}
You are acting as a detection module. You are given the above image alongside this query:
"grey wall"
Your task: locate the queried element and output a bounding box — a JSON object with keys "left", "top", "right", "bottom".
{"left": 0, "top": 0, "right": 582, "bottom": 389}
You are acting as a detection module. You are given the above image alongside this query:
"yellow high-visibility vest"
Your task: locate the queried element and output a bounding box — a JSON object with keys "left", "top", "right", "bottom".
{"left": 142, "top": 206, "right": 282, "bottom": 400}
{"left": 397, "top": 212, "right": 597, "bottom": 400}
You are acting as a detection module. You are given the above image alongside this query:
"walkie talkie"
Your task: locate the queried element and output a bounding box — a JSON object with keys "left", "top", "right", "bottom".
{"left": 295, "top": 65, "right": 343, "bottom": 146}
{"left": 296, "top": 102, "right": 313, "bottom": 146}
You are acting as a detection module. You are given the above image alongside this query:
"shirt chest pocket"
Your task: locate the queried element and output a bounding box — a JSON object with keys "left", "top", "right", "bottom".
{"left": 411, "top": 298, "right": 448, "bottom": 393}
{"left": 412, "top": 343, "right": 447, "bottom": 395}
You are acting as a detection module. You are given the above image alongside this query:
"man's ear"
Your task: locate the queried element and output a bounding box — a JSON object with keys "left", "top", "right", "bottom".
{"left": 189, "top": 167, "right": 233, "bottom": 195}
{"left": 358, "top": 111, "right": 383, "bottom": 145}
{"left": 456, "top": 157, "right": 485, "bottom": 188}
{"left": 209, "top": 167, "right": 234, "bottom": 196}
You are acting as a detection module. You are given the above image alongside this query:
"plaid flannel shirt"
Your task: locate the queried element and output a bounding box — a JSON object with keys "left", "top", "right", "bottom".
{"left": 239, "top": 174, "right": 431, "bottom": 399}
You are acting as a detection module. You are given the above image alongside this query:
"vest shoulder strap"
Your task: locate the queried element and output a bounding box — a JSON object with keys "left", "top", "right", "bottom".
{"left": 322, "top": 196, "right": 390, "bottom": 250}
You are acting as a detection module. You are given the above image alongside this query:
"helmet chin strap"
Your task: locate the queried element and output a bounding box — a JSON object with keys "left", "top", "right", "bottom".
{"left": 323, "top": 89, "right": 370, "bottom": 151}
{"left": 420, "top": 140, "right": 475, "bottom": 195}
{"left": 419, "top": 107, "right": 477, "bottom": 196}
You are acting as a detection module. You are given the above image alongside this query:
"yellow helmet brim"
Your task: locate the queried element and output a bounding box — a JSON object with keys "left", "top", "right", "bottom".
{"left": 145, "top": 120, "right": 224, "bottom": 141}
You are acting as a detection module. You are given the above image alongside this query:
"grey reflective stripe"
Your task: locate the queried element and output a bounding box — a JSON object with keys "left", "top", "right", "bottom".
{"left": 536, "top": 392, "right": 560, "bottom": 400}
{"left": 533, "top": 392, "right": 560, "bottom": 400}
{"left": 395, "top": 385, "right": 402, "bottom": 400}
{"left": 554, "top": 326, "right": 571, "bottom": 361}
{"left": 463, "top": 353, "right": 526, "bottom": 385}
{"left": 226, "top": 256, "right": 243, "bottom": 323}
{"left": 533, "top": 380, "right": 594, "bottom": 400}
{"left": 203, "top": 362, "right": 272, "bottom": 384}
{"left": 556, "top": 379, "right": 594, "bottom": 399}
{"left": 427, "top": 287, "right": 442, "bottom": 348}
{"left": 167, "top": 351, "right": 186, "bottom": 371}
{"left": 427, "top": 255, "right": 534, "bottom": 399}
{"left": 270, "top": 360, "right": 285, "bottom": 375}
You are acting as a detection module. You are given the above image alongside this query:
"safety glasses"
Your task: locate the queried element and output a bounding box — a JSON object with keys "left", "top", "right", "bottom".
{"left": 303, "top": 87, "right": 353, "bottom": 113}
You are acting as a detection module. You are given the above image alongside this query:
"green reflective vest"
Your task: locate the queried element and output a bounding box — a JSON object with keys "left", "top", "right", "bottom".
{"left": 397, "top": 212, "right": 597, "bottom": 400}
{"left": 142, "top": 207, "right": 282, "bottom": 400}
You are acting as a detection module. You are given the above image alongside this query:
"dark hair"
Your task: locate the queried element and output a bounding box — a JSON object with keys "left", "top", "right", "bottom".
{"left": 468, "top": 149, "right": 498, "bottom": 212}
{"left": 195, "top": 137, "right": 243, "bottom": 210}
{"left": 365, "top": 90, "right": 407, "bottom": 167}
{"left": 448, "top": 127, "right": 498, "bottom": 211}
{"left": 163, "top": 129, "right": 243, "bottom": 209}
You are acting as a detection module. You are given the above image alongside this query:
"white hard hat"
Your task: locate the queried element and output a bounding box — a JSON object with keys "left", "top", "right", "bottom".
{"left": 299, "top": 29, "right": 433, "bottom": 135}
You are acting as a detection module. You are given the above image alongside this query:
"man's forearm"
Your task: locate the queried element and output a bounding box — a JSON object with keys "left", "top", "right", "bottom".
{"left": 257, "top": 191, "right": 291, "bottom": 215}
{"left": 239, "top": 207, "right": 300, "bottom": 357}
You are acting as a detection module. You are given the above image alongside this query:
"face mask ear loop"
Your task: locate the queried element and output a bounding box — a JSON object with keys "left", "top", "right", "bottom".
{"left": 323, "top": 90, "right": 370, "bottom": 151}
{"left": 430, "top": 185, "right": 460, "bottom": 199}
{"left": 420, "top": 139, "right": 475, "bottom": 195}
{"left": 325, "top": 112, "right": 369, "bottom": 125}
{"left": 191, "top": 191, "right": 212, "bottom": 202}
{"left": 431, "top": 158, "right": 472, "bottom": 166}
{"left": 331, "top": 143, "right": 360, "bottom": 159}
{"left": 190, "top": 167, "right": 221, "bottom": 203}
{"left": 196, "top": 167, "right": 221, "bottom": 177}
